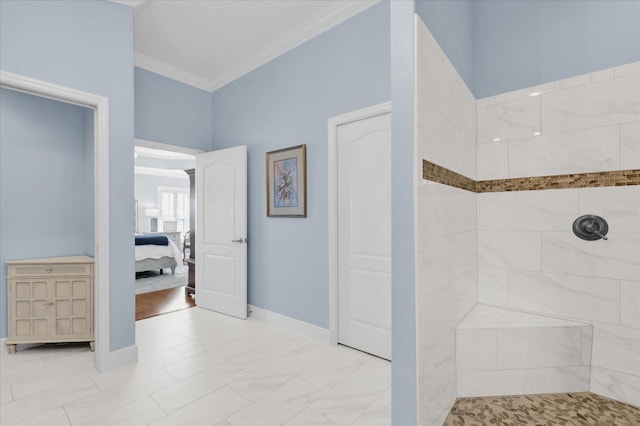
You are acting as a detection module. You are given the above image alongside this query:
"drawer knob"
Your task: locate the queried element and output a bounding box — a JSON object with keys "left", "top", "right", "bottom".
{"left": 46, "top": 268, "right": 53, "bottom": 273}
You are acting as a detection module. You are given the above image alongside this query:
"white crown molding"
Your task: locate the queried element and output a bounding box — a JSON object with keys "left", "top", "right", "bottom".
{"left": 135, "top": 166, "right": 190, "bottom": 179}
{"left": 134, "top": 0, "right": 379, "bottom": 93}
{"left": 134, "top": 138, "right": 203, "bottom": 156}
{"left": 108, "top": 0, "right": 146, "bottom": 8}
{"left": 134, "top": 52, "right": 213, "bottom": 92}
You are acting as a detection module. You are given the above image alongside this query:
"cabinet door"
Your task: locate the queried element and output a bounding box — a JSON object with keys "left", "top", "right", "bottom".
{"left": 9, "top": 279, "right": 52, "bottom": 340}
{"left": 51, "top": 278, "right": 93, "bottom": 339}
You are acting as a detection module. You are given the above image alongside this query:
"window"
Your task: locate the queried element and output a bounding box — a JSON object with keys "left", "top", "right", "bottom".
{"left": 158, "top": 187, "right": 190, "bottom": 233}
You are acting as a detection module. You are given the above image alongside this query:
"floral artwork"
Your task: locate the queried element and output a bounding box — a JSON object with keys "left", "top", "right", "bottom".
{"left": 266, "top": 145, "right": 306, "bottom": 217}
{"left": 274, "top": 158, "right": 298, "bottom": 207}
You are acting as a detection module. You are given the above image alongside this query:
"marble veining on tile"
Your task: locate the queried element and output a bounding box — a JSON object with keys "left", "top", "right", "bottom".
{"left": 0, "top": 308, "right": 391, "bottom": 426}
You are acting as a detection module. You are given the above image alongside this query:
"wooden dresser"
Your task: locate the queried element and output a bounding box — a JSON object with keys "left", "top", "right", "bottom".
{"left": 5, "top": 255, "right": 95, "bottom": 354}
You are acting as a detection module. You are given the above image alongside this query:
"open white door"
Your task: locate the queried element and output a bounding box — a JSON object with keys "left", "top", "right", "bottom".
{"left": 195, "top": 145, "right": 247, "bottom": 319}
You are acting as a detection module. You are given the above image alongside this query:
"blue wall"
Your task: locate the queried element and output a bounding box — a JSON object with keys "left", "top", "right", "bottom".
{"left": 210, "top": 2, "right": 390, "bottom": 328}
{"left": 135, "top": 68, "right": 212, "bottom": 151}
{"left": 415, "top": 0, "right": 475, "bottom": 93}
{"left": 474, "top": 0, "right": 640, "bottom": 98}
{"left": 0, "top": 0, "right": 135, "bottom": 351}
{"left": 0, "top": 89, "right": 94, "bottom": 339}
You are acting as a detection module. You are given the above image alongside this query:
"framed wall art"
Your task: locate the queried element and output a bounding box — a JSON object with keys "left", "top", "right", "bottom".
{"left": 266, "top": 144, "right": 307, "bottom": 217}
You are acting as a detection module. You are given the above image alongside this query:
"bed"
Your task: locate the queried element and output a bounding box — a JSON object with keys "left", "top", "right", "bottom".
{"left": 135, "top": 234, "right": 182, "bottom": 275}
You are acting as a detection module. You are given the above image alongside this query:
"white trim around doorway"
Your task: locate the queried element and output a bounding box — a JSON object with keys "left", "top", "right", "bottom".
{"left": 327, "top": 101, "right": 391, "bottom": 346}
{"left": 0, "top": 70, "right": 122, "bottom": 372}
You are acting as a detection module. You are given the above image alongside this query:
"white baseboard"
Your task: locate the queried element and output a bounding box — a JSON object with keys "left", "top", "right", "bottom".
{"left": 0, "top": 337, "right": 137, "bottom": 373}
{"left": 248, "top": 305, "right": 329, "bottom": 342}
{"left": 98, "top": 344, "right": 138, "bottom": 372}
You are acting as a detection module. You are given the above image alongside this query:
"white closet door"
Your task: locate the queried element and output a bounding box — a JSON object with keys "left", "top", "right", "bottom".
{"left": 337, "top": 112, "right": 391, "bottom": 360}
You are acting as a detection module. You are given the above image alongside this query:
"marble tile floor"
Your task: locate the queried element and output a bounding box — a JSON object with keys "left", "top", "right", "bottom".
{"left": 0, "top": 307, "right": 390, "bottom": 426}
{"left": 444, "top": 392, "right": 640, "bottom": 426}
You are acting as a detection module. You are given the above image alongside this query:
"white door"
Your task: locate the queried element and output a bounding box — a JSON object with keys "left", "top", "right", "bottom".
{"left": 195, "top": 145, "right": 247, "bottom": 319}
{"left": 337, "top": 112, "right": 391, "bottom": 360}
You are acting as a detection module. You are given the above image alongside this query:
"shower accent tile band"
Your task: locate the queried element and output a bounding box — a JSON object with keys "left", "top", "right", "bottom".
{"left": 423, "top": 160, "right": 640, "bottom": 193}
{"left": 422, "top": 160, "right": 477, "bottom": 192}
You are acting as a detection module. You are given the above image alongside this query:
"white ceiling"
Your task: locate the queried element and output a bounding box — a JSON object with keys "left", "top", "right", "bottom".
{"left": 126, "top": 0, "right": 379, "bottom": 92}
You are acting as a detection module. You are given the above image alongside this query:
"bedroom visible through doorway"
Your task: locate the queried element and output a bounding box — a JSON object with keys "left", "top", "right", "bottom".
{"left": 134, "top": 140, "right": 200, "bottom": 319}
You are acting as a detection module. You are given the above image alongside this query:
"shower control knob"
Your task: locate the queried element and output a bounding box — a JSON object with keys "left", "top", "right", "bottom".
{"left": 573, "top": 215, "right": 609, "bottom": 241}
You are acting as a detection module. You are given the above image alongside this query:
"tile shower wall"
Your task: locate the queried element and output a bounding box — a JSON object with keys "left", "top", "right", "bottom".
{"left": 414, "top": 16, "right": 477, "bottom": 425}
{"left": 477, "top": 62, "right": 640, "bottom": 407}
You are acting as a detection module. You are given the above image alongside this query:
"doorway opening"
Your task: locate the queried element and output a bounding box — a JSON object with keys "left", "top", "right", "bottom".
{"left": 133, "top": 139, "right": 200, "bottom": 320}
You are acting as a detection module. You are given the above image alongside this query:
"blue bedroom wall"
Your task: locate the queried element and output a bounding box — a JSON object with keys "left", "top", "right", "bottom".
{"left": 210, "top": 2, "right": 390, "bottom": 328}
{"left": 415, "top": 0, "right": 476, "bottom": 94}
{"left": 135, "top": 67, "right": 213, "bottom": 151}
{"left": 0, "top": 0, "right": 135, "bottom": 351}
{"left": 474, "top": 0, "right": 640, "bottom": 98}
{"left": 0, "top": 89, "right": 94, "bottom": 340}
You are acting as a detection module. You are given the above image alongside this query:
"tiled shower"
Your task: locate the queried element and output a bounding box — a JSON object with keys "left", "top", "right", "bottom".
{"left": 414, "top": 13, "right": 639, "bottom": 426}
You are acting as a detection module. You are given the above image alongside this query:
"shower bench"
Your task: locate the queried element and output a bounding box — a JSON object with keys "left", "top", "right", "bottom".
{"left": 456, "top": 304, "right": 592, "bottom": 397}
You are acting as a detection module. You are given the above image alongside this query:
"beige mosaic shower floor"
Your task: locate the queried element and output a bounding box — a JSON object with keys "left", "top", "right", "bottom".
{"left": 444, "top": 392, "right": 640, "bottom": 426}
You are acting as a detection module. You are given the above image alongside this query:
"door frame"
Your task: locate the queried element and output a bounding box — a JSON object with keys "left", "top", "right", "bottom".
{"left": 327, "top": 101, "right": 391, "bottom": 345}
{"left": 0, "top": 70, "right": 112, "bottom": 370}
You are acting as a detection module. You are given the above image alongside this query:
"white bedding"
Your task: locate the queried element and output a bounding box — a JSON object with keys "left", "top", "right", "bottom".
{"left": 135, "top": 240, "right": 181, "bottom": 263}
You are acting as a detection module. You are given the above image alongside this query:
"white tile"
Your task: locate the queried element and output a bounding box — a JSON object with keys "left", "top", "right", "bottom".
{"left": 456, "top": 329, "right": 497, "bottom": 372}
{"left": 620, "top": 121, "right": 640, "bottom": 170}
{"left": 478, "top": 267, "right": 509, "bottom": 306}
{"left": 0, "top": 384, "right": 13, "bottom": 406}
{"left": 352, "top": 388, "right": 391, "bottom": 426}
{"left": 151, "top": 362, "right": 246, "bottom": 413}
{"left": 621, "top": 281, "right": 640, "bottom": 328}
{"left": 477, "top": 96, "right": 540, "bottom": 144}
{"left": 420, "top": 373, "right": 456, "bottom": 426}
{"left": 457, "top": 370, "right": 525, "bottom": 397}
{"left": 581, "top": 327, "right": 593, "bottom": 366}
{"left": 418, "top": 182, "right": 476, "bottom": 238}
{"left": 64, "top": 369, "right": 177, "bottom": 425}
{"left": 285, "top": 408, "right": 338, "bottom": 426}
{"left": 308, "top": 369, "right": 389, "bottom": 426}
{"left": 497, "top": 327, "right": 583, "bottom": 369}
{"left": 590, "top": 366, "right": 640, "bottom": 407}
{"left": 419, "top": 231, "right": 477, "bottom": 295}
{"left": 508, "top": 270, "right": 620, "bottom": 324}
{"left": 504, "top": 82, "right": 555, "bottom": 102}
{"left": 80, "top": 396, "right": 165, "bottom": 426}
{"left": 524, "top": 366, "right": 590, "bottom": 394}
{"left": 459, "top": 305, "right": 586, "bottom": 330}
{"left": 542, "top": 232, "right": 640, "bottom": 281}
{"left": 15, "top": 407, "right": 70, "bottom": 426}
{"left": 579, "top": 185, "right": 640, "bottom": 234}
{"left": 554, "top": 73, "right": 590, "bottom": 91}
{"left": 591, "top": 322, "right": 640, "bottom": 376}
{"left": 478, "top": 230, "right": 541, "bottom": 271}
{"left": 614, "top": 61, "right": 640, "bottom": 78}
{"left": 477, "top": 93, "right": 505, "bottom": 108}
{"left": 542, "top": 74, "right": 640, "bottom": 133}
{"left": 554, "top": 68, "right": 615, "bottom": 91}
{"left": 508, "top": 126, "right": 620, "bottom": 177}
{"left": 478, "top": 189, "right": 578, "bottom": 232}
{"left": 151, "top": 387, "right": 250, "bottom": 426}
{"left": 0, "top": 378, "right": 98, "bottom": 425}
{"left": 228, "top": 378, "right": 322, "bottom": 426}
{"left": 477, "top": 142, "right": 508, "bottom": 180}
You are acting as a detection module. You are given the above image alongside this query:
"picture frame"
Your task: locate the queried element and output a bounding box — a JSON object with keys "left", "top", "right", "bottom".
{"left": 266, "top": 144, "right": 307, "bottom": 217}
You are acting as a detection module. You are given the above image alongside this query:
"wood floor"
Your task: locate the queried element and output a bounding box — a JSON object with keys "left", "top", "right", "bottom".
{"left": 135, "top": 286, "right": 196, "bottom": 320}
